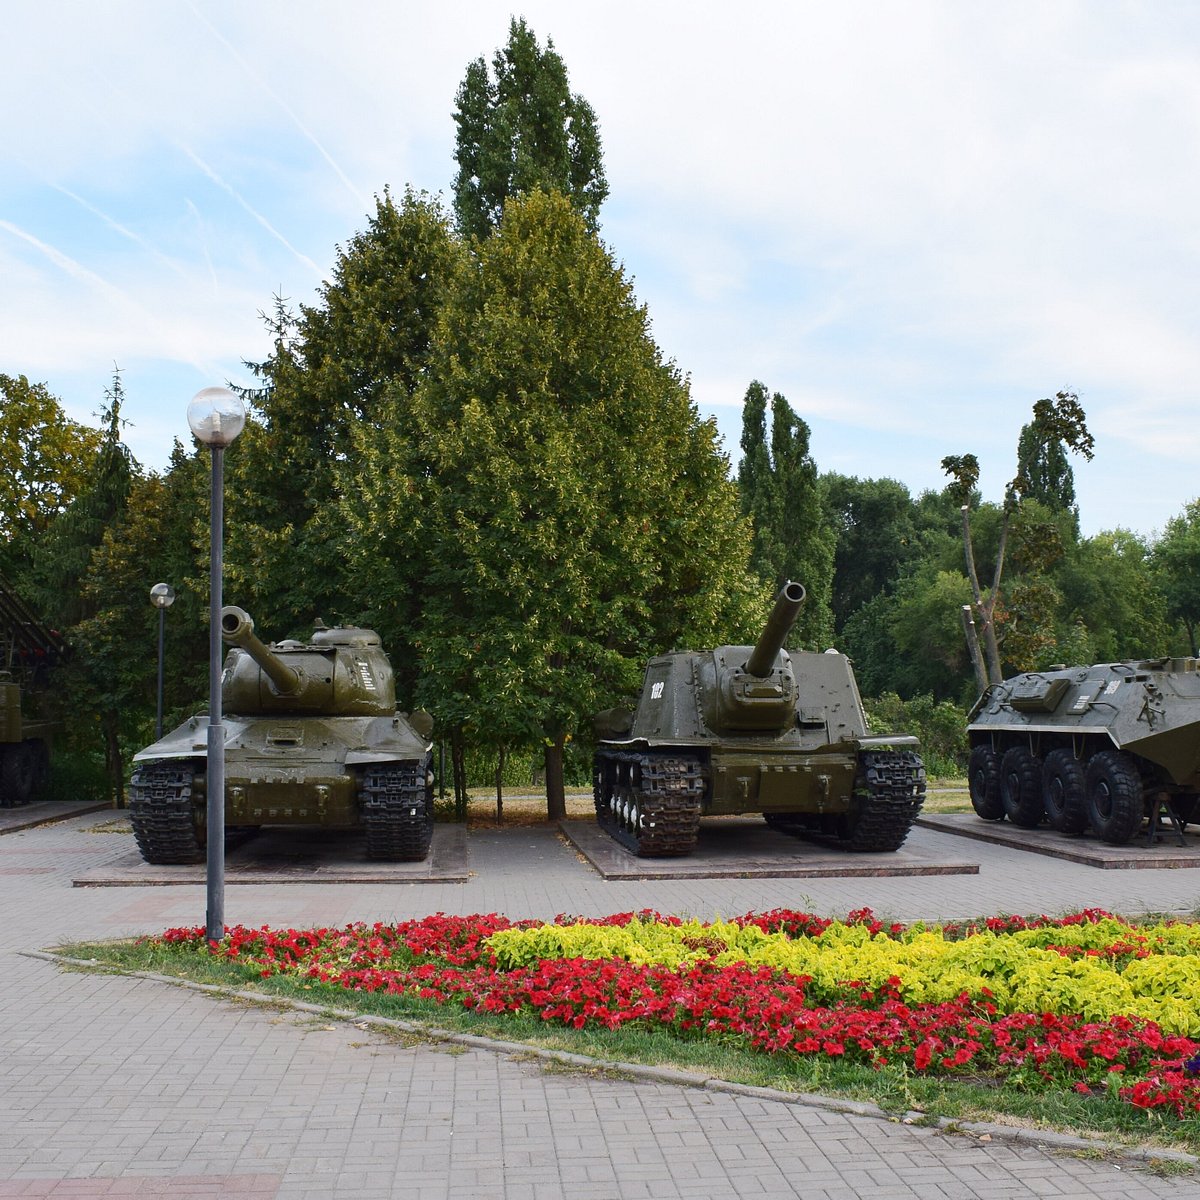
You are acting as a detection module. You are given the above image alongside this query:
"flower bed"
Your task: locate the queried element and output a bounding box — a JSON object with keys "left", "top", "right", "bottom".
{"left": 157, "top": 907, "right": 1200, "bottom": 1119}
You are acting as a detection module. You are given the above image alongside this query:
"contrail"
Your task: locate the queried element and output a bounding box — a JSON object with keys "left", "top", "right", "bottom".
{"left": 0, "top": 218, "right": 127, "bottom": 299}
{"left": 184, "top": 0, "right": 366, "bottom": 208}
{"left": 181, "top": 146, "right": 324, "bottom": 276}
{"left": 185, "top": 199, "right": 221, "bottom": 294}
{"left": 52, "top": 184, "right": 191, "bottom": 279}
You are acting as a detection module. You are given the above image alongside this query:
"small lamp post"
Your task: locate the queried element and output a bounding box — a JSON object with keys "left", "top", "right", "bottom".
{"left": 187, "top": 386, "right": 246, "bottom": 945}
{"left": 149, "top": 583, "right": 176, "bottom": 739}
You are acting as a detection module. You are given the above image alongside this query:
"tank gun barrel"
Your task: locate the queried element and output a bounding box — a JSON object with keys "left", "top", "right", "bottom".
{"left": 220, "top": 606, "right": 301, "bottom": 696}
{"left": 744, "top": 582, "right": 807, "bottom": 677}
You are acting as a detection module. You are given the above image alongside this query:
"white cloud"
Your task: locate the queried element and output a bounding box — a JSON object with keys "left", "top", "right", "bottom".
{"left": 2, "top": 0, "right": 1200, "bottom": 534}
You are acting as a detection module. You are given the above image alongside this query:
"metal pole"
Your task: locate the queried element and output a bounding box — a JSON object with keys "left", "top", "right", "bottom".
{"left": 156, "top": 605, "right": 165, "bottom": 740}
{"left": 205, "top": 445, "right": 225, "bottom": 944}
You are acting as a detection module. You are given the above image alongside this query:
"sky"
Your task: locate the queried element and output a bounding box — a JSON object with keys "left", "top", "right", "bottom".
{"left": 4, "top": 0, "right": 1200, "bottom": 538}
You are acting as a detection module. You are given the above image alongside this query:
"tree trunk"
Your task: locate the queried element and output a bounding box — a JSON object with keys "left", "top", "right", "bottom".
{"left": 103, "top": 708, "right": 124, "bottom": 808}
{"left": 544, "top": 735, "right": 566, "bottom": 821}
{"left": 494, "top": 747, "right": 505, "bottom": 825}
{"left": 960, "top": 605, "right": 989, "bottom": 694}
{"left": 959, "top": 504, "right": 1005, "bottom": 685}
{"left": 450, "top": 727, "right": 468, "bottom": 821}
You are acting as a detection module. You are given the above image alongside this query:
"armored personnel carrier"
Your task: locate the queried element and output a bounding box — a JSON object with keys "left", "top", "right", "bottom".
{"left": 592, "top": 582, "right": 926, "bottom": 857}
{"left": 967, "top": 658, "right": 1200, "bottom": 844}
{"left": 129, "top": 606, "right": 434, "bottom": 864}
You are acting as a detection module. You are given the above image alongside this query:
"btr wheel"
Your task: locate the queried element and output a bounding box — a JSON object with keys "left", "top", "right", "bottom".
{"left": 1041, "top": 749, "right": 1089, "bottom": 835}
{"left": 1000, "top": 746, "right": 1044, "bottom": 828}
{"left": 1085, "top": 751, "right": 1144, "bottom": 844}
{"left": 968, "top": 746, "right": 1004, "bottom": 820}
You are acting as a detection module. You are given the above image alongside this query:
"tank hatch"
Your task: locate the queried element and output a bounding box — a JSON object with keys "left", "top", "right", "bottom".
{"left": 310, "top": 627, "right": 382, "bottom": 648}
{"left": 1008, "top": 677, "right": 1071, "bottom": 714}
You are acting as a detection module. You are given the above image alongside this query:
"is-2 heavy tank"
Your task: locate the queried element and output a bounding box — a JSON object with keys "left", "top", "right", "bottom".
{"left": 129, "top": 606, "right": 434, "bottom": 865}
{"left": 967, "top": 658, "right": 1200, "bottom": 844}
{"left": 592, "top": 582, "right": 926, "bottom": 857}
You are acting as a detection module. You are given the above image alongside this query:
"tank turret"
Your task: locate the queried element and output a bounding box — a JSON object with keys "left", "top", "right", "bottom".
{"left": 219, "top": 606, "right": 395, "bottom": 716}
{"left": 130, "top": 607, "right": 433, "bottom": 866}
{"left": 702, "top": 581, "right": 805, "bottom": 734}
{"left": 593, "top": 582, "right": 925, "bottom": 858}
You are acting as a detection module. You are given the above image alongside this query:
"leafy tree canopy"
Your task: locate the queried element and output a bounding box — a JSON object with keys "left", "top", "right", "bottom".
{"left": 231, "top": 189, "right": 461, "bottom": 639}
{"left": 0, "top": 374, "right": 102, "bottom": 574}
{"left": 406, "top": 190, "right": 758, "bottom": 813}
{"left": 1152, "top": 499, "right": 1200, "bottom": 654}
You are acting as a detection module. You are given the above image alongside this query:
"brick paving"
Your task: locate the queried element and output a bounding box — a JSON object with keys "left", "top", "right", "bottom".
{"left": 2, "top": 807, "right": 1199, "bottom": 1198}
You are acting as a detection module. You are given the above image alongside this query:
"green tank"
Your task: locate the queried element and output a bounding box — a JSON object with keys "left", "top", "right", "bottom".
{"left": 592, "top": 582, "right": 926, "bottom": 857}
{"left": 967, "top": 658, "right": 1200, "bottom": 844}
{"left": 129, "top": 606, "right": 434, "bottom": 865}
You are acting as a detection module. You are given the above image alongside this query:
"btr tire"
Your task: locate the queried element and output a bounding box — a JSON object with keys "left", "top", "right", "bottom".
{"left": 1000, "top": 747, "right": 1044, "bottom": 828}
{"left": 1041, "top": 749, "right": 1089, "bottom": 835}
{"left": 1085, "top": 751, "right": 1144, "bottom": 845}
{"left": 968, "top": 746, "right": 1004, "bottom": 821}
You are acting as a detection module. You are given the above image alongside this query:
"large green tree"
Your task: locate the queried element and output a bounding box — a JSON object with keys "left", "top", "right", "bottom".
{"left": 387, "top": 190, "right": 757, "bottom": 817}
{"left": 452, "top": 18, "right": 608, "bottom": 241}
{"left": 234, "top": 189, "right": 461, "bottom": 650}
{"left": 0, "top": 374, "right": 101, "bottom": 578}
{"left": 30, "top": 374, "right": 139, "bottom": 800}
{"left": 822, "top": 473, "right": 920, "bottom": 634}
{"left": 737, "top": 381, "right": 835, "bottom": 647}
{"left": 1153, "top": 499, "right": 1200, "bottom": 655}
{"left": 1057, "top": 528, "right": 1170, "bottom": 664}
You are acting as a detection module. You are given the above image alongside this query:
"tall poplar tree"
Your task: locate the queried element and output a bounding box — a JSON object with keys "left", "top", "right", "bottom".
{"left": 452, "top": 18, "right": 608, "bottom": 240}
{"left": 737, "top": 381, "right": 835, "bottom": 647}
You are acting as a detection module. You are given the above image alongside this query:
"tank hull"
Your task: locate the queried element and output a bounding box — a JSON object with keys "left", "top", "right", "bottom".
{"left": 133, "top": 713, "right": 428, "bottom": 826}
{"left": 593, "top": 592, "right": 925, "bottom": 859}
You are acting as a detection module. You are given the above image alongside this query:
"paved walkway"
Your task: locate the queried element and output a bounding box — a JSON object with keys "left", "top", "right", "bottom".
{"left": 2, "top": 808, "right": 1200, "bottom": 1198}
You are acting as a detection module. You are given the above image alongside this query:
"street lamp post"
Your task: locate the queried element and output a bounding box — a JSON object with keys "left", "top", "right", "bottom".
{"left": 149, "top": 583, "right": 176, "bottom": 739}
{"left": 187, "top": 386, "right": 246, "bottom": 945}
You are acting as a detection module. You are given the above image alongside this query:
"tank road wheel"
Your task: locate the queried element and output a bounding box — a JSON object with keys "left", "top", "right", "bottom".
{"left": 128, "top": 760, "right": 205, "bottom": 864}
{"left": 0, "top": 742, "right": 37, "bottom": 807}
{"left": 837, "top": 750, "right": 926, "bottom": 852}
{"left": 1085, "top": 751, "right": 1144, "bottom": 845}
{"left": 1000, "top": 747, "right": 1044, "bottom": 828}
{"left": 967, "top": 746, "right": 1004, "bottom": 821}
{"left": 360, "top": 757, "right": 434, "bottom": 862}
{"left": 1041, "top": 749, "right": 1089, "bottom": 834}
{"left": 594, "top": 749, "right": 703, "bottom": 857}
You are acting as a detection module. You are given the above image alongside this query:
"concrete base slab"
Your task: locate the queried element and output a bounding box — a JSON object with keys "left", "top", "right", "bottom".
{"left": 0, "top": 799, "right": 109, "bottom": 835}
{"left": 917, "top": 812, "right": 1200, "bottom": 869}
{"left": 72, "top": 823, "right": 469, "bottom": 886}
{"left": 560, "top": 817, "right": 979, "bottom": 880}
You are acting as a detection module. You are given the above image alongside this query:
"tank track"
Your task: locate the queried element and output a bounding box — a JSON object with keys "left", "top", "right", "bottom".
{"left": 360, "top": 758, "right": 433, "bottom": 862}
{"left": 128, "top": 760, "right": 205, "bottom": 865}
{"left": 839, "top": 749, "right": 926, "bottom": 851}
{"left": 593, "top": 749, "right": 704, "bottom": 857}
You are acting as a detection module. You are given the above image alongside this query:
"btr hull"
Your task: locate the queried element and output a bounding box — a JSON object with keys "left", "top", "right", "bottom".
{"left": 966, "top": 658, "right": 1200, "bottom": 844}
